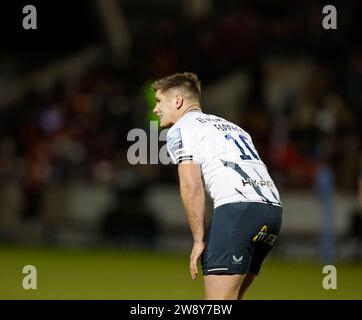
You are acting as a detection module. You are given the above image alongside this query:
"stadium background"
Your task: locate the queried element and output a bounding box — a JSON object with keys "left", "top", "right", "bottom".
{"left": 0, "top": 0, "right": 361, "bottom": 299}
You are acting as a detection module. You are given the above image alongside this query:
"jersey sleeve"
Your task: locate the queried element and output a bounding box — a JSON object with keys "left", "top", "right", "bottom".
{"left": 166, "top": 126, "right": 201, "bottom": 164}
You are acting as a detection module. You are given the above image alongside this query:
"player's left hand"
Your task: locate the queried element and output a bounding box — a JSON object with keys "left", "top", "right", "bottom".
{"left": 190, "top": 241, "right": 205, "bottom": 280}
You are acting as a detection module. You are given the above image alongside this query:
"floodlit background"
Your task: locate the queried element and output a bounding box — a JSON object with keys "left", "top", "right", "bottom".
{"left": 0, "top": 0, "right": 361, "bottom": 299}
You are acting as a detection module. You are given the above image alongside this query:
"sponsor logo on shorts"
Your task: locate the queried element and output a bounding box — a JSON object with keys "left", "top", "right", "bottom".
{"left": 253, "top": 225, "right": 278, "bottom": 246}
{"left": 232, "top": 255, "right": 243, "bottom": 264}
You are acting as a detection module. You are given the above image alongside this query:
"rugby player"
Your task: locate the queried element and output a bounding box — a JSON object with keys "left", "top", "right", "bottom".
{"left": 152, "top": 72, "right": 282, "bottom": 300}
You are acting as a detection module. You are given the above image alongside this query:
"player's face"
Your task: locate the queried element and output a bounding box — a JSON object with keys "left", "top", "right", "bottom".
{"left": 153, "top": 90, "right": 176, "bottom": 128}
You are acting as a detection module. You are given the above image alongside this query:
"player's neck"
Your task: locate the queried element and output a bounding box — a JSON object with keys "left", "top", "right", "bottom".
{"left": 178, "top": 103, "right": 202, "bottom": 119}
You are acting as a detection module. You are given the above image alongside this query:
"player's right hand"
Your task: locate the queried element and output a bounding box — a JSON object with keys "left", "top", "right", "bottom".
{"left": 190, "top": 241, "right": 205, "bottom": 280}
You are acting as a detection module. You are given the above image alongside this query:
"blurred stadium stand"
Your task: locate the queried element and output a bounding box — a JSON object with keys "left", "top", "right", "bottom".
{"left": 0, "top": 0, "right": 361, "bottom": 261}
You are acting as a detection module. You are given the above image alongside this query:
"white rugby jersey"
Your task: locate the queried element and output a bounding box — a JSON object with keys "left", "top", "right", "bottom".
{"left": 166, "top": 110, "right": 282, "bottom": 208}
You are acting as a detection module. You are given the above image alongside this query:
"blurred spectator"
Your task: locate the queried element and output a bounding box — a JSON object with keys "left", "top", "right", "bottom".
{"left": 346, "top": 153, "right": 362, "bottom": 260}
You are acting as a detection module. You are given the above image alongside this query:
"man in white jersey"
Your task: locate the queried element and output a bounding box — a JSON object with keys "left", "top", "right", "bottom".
{"left": 152, "top": 72, "right": 282, "bottom": 300}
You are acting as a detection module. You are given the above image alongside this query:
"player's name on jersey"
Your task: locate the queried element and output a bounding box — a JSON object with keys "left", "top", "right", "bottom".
{"left": 213, "top": 123, "right": 243, "bottom": 133}
{"left": 196, "top": 116, "right": 224, "bottom": 123}
{"left": 196, "top": 116, "right": 243, "bottom": 133}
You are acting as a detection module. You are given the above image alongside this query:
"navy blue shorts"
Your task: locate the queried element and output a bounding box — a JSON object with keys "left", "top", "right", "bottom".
{"left": 201, "top": 202, "right": 282, "bottom": 276}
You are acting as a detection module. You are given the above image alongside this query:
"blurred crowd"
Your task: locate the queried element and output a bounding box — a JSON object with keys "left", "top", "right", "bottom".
{"left": 0, "top": 0, "right": 361, "bottom": 224}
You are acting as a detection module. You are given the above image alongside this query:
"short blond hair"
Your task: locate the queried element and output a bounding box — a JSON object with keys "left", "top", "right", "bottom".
{"left": 151, "top": 72, "right": 201, "bottom": 101}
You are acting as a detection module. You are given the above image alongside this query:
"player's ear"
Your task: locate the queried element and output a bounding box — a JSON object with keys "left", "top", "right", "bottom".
{"left": 175, "top": 95, "right": 184, "bottom": 110}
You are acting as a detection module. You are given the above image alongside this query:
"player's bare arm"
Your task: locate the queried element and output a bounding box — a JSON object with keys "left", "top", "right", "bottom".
{"left": 178, "top": 160, "right": 205, "bottom": 280}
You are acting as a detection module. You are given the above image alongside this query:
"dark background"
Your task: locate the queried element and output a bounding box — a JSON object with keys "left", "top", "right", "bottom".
{"left": 0, "top": 0, "right": 361, "bottom": 299}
